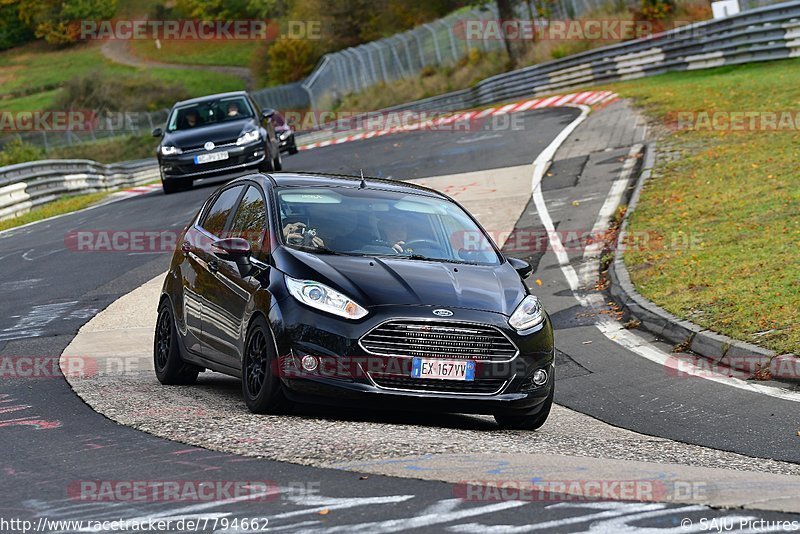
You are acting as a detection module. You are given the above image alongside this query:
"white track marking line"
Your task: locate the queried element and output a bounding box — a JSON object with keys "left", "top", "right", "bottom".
{"left": 529, "top": 106, "right": 800, "bottom": 403}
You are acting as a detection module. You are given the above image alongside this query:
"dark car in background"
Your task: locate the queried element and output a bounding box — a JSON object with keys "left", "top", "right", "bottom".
{"left": 153, "top": 91, "right": 283, "bottom": 194}
{"left": 273, "top": 111, "right": 298, "bottom": 155}
{"left": 154, "top": 172, "right": 555, "bottom": 430}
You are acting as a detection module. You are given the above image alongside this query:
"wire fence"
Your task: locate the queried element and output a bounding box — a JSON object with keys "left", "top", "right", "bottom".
{"left": 0, "top": 0, "right": 789, "bottom": 150}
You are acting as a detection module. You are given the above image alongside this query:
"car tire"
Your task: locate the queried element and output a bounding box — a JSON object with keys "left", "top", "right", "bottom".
{"left": 154, "top": 300, "right": 200, "bottom": 385}
{"left": 494, "top": 381, "right": 554, "bottom": 431}
{"left": 259, "top": 147, "right": 276, "bottom": 172}
{"left": 241, "top": 316, "right": 292, "bottom": 414}
{"left": 288, "top": 142, "right": 299, "bottom": 155}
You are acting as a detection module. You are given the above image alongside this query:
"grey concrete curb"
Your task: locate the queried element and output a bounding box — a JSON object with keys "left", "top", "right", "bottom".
{"left": 608, "top": 143, "right": 799, "bottom": 383}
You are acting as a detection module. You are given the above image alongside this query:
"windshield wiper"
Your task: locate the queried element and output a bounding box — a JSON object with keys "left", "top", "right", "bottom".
{"left": 407, "top": 253, "right": 470, "bottom": 265}
{"left": 290, "top": 244, "right": 339, "bottom": 255}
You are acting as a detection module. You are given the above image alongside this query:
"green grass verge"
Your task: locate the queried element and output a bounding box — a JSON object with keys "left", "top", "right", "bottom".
{"left": 0, "top": 42, "right": 246, "bottom": 111}
{"left": 0, "top": 191, "right": 113, "bottom": 232}
{"left": 608, "top": 59, "right": 800, "bottom": 355}
{"left": 48, "top": 134, "right": 157, "bottom": 163}
{"left": 129, "top": 39, "right": 258, "bottom": 68}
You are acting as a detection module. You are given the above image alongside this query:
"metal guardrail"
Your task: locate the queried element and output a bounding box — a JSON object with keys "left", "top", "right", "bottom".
{"left": 0, "top": 159, "right": 158, "bottom": 221}
{"left": 295, "top": 0, "right": 800, "bottom": 144}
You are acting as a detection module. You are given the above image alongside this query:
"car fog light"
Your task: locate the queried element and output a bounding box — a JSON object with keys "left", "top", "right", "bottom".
{"left": 301, "top": 355, "right": 318, "bottom": 371}
{"left": 533, "top": 369, "right": 548, "bottom": 386}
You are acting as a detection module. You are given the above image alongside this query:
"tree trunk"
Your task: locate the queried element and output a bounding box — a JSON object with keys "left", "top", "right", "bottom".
{"left": 496, "top": 0, "right": 527, "bottom": 67}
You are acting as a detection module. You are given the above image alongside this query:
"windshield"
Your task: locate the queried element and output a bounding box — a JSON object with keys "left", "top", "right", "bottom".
{"left": 276, "top": 186, "right": 501, "bottom": 265}
{"left": 167, "top": 96, "right": 254, "bottom": 132}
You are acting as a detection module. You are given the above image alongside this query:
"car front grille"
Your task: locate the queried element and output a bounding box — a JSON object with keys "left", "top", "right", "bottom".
{"left": 360, "top": 320, "right": 518, "bottom": 362}
{"left": 369, "top": 373, "right": 507, "bottom": 395}
{"left": 182, "top": 139, "right": 239, "bottom": 153}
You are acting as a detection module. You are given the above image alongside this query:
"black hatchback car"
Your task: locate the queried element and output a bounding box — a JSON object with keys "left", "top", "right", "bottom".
{"left": 154, "top": 173, "right": 555, "bottom": 429}
{"left": 153, "top": 91, "right": 282, "bottom": 194}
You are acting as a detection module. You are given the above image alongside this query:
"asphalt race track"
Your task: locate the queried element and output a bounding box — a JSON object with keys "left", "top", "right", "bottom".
{"left": 1, "top": 106, "right": 799, "bottom": 531}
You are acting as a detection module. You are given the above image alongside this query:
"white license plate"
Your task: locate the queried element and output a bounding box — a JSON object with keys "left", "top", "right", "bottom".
{"left": 194, "top": 151, "right": 229, "bottom": 164}
{"left": 411, "top": 358, "right": 475, "bottom": 381}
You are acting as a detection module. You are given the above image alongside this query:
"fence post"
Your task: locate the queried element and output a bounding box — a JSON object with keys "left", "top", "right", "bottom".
{"left": 413, "top": 31, "right": 427, "bottom": 67}
{"left": 399, "top": 33, "right": 415, "bottom": 73}
{"left": 441, "top": 19, "right": 460, "bottom": 62}
{"left": 389, "top": 37, "right": 409, "bottom": 78}
{"left": 424, "top": 23, "right": 443, "bottom": 64}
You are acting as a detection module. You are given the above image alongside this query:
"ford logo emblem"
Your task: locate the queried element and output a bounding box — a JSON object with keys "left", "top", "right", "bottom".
{"left": 204, "top": 141, "right": 215, "bottom": 151}
{"left": 432, "top": 309, "right": 453, "bottom": 317}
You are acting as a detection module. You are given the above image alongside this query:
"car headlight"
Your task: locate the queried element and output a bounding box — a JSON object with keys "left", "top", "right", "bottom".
{"left": 161, "top": 145, "right": 182, "bottom": 156}
{"left": 278, "top": 131, "right": 289, "bottom": 140}
{"left": 285, "top": 276, "right": 368, "bottom": 320}
{"left": 508, "top": 295, "right": 545, "bottom": 332}
{"left": 236, "top": 130, "right": 261, "bottom": 145}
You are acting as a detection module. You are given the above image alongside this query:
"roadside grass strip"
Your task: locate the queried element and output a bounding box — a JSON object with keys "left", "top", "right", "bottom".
{"left": 607, "top": 59, "right": 800, "bottom": 356}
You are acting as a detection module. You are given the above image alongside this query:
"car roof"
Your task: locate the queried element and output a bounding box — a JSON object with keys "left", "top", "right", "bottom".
{"left": 173, "top": 91, "right": 250, "bottom": 107}
{"left": 233, "top": 173, "right": 449, "bottom": 200}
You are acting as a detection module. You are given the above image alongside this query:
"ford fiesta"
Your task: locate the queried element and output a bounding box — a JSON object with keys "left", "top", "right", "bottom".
{"left": 154, "top": 173, "right": 555, "bottom": 429}
{"left": 153, "top": 91, "right": 282, "bottom": 194}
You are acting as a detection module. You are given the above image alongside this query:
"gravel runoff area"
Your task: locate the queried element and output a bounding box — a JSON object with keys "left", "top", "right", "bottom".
{"left": 69, "top": 366, "right": 800, "bottom": 478}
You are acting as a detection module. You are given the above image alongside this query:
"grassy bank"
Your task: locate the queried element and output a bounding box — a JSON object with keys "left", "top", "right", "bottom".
{"left": 609, "top": 59, "right": 800, "bottom": 355}
{"left": 0, "top": 42, "right": 246, "bottom": 112}
{"left": 0, "top": 191, "right": 113, "bottom": 232}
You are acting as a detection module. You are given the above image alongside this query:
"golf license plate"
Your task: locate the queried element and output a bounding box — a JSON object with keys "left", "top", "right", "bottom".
{"left": 411, "top": 358, "right": 475, "bottom": 381}
{"left": 194, "top": 151, "right": 229, "bottom": 164}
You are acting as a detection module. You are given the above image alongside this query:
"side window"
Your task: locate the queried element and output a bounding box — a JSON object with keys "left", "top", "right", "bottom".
{"left": 200, "top": 186, "right": 244, "bottom": 237}
{"left": 230, "top": 186, "right": 267, "bottom": 253}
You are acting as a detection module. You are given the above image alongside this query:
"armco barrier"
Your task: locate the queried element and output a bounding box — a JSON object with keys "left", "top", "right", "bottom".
{"left": 296, "top": 0, "right": 800, "bottom": 140}
{"left": 0, "top": 159, "right": 158, "bottom": 221}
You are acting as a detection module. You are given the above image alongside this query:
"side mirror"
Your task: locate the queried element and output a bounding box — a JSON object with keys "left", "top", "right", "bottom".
{"left": 261, "top": 109, "right": 276, "bottom": 120}
{"left": 507, "top": 257, "right": 533, "bottom": 279}
{"left": 152, "top": 127, "right": 163, "bottom": 137}
{"left": 211, "top": 238, "right": 253, "bottom": 276}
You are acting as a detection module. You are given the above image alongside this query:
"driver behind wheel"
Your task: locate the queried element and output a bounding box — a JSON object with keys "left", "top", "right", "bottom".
{"left": 378, "top": 213, "right": 408, "bottom": 253}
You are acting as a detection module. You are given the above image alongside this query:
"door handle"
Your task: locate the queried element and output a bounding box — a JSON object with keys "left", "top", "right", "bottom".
{"left": 181, "top": 241, "right": 192, "bottom": 255}
{"left": 208, "top": 260, "right": 219, "bottom": 273}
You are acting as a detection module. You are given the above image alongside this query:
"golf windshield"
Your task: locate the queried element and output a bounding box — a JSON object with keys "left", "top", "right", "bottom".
{"left": 276, "top": 186, "right": 501, "bottom": 265}
{"left": 167, "top": 96, "right": 254, "bottom": 132}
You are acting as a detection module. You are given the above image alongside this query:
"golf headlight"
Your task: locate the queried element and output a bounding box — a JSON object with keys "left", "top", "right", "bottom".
{"left": 509, "top": 295, "right": 545, "bottom": 331}
{"left": 279, "top": 131, "right": 289, "bottom": 140}
{"left": 161, "top": 145, "right": 181, "bottom": 155}
{"left": 236, "top": 130, "right": 260, "bottom": 145}
{"left": 285, "top": 276, "right": 367, "bottom": 320}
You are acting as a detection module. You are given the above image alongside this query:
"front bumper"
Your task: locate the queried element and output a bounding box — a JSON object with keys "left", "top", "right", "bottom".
{"left": 159, "top": 143, "right": 264, "bottom": 179}
{"left": 269, "top": 301, "right": 555, "bottom": 416}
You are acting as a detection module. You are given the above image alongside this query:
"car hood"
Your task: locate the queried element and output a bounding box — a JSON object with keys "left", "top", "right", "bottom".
{"left": 274, "top": 247, "right": 525, "bottom": 316}
{"left": 162, "top": 119, "right": 256, "bottom": 148}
